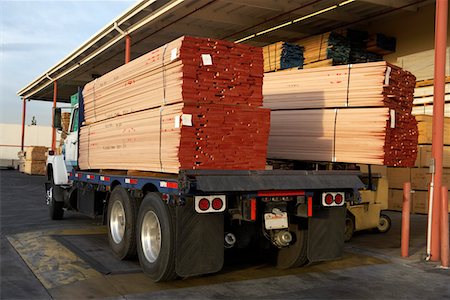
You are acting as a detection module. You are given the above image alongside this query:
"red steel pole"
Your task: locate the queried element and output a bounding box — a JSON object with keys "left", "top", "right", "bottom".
{"left": 430, "top": 0, "right": 448, "bottom": 262}
{"left": 20, "top": 98, "right": 27, "bottom": 151}
{"left": 401, "top": 182, "right": 411, "bottom": 258}
{"left": 51, "top": 81, "right": 57, "bottom": 151}
{"left": 441, "top": 186, "right": 449, "bottom": 268}
{"left": 125, "top": 35, "right": 131, "bottom": 64}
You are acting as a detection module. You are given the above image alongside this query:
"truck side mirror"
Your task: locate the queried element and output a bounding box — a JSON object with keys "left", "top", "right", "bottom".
{"left": 53, "top": 107, "right": 62, "bottom": 130}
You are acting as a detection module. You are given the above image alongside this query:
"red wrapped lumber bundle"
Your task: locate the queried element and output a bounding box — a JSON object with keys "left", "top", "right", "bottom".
{"left": 265, "top": 61, "right": 418, "bottom": 166}
{"left": 82, "top": 36, "right": 263, "bottom": 123}
{"left": 79, "top": 36, "right": 269, "bottom": 173}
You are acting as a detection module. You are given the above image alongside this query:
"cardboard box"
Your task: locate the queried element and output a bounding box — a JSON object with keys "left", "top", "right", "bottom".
{"left": 388, "top": 188, "right": 411, "bottom": 212}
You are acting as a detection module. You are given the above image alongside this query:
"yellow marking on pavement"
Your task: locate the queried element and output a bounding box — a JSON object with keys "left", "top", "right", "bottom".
{"left": 7, "top": 227, "right": 105, "bottom": 289}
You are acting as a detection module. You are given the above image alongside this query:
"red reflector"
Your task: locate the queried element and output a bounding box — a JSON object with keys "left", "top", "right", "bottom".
{"left": 198, "top": 198, "right": 210, "bottom": 211}
{"left": 250, "top": 198, "right": 257, "bottom": 221}
{"left": 161, "top": 193, "right": 170, "bottom": 201}
{"left": 211, "top": 198, "right": 223, "bottom": 210}
{"left": 166, "top": 182, "right": 178, "bottom": 189}
{"left": 307, "top": 196, "right": 313, "bottom": 217}
{"left": 103, "top": 177, "right": 110, "bottom": 182}
{"left": 258, "top": 190, "right": 305, "bottom": 197}
{"left": 335, "top": 194, "right": 343, "bottom": 205}
{"left": 325, "top": 194, "right": 334, "bottom": 205}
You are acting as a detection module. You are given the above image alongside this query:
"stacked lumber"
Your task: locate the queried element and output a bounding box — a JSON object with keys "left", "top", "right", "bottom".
{"left": 415, "top": 115, "right": 450, "bottom": 145}
{"left": 60, "top": 112, "right": 71, "bottom": 146}
{"left": 264, "top": 61, "right": 418, "bottom": 166}
{"left": 296, "top": 32, "right": 350, "bottom": 66}
{"left": 79, "top": 36, "right": 269, "bottom": 173}
{"left": 20, "top": 146, "right": 47, "bottom": 175}
{"left": 263, "top": 42, "right": 304, "bottom": 72}
{"left": 295, "top": 30, "right": 385, "bottom": 69}
{"left": 412, "top": 81, "right": 450, "bottom": 117}
{"left": 366, "top": 33, "right": 396, "bottom": 55}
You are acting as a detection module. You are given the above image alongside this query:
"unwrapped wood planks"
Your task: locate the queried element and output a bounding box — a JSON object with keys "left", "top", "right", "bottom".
{"left": 82, "top": 36, "right": 263, "bottom": 123}
{"left": 415, "top": 115, "right": 450, "bottom": 145}
{"left": 263, "top": 42, "right": 304, "bottom": 72}
{"left": 79, "top": 36, "right": 269, "bottom": 173}
{"left": 264, "top": 62, "right": 418, "bottom": 166}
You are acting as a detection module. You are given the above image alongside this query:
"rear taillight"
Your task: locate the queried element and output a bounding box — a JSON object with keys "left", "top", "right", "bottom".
{"left": 198, "top": 198, "right": 210, "bottom": 211}
{"left": 321, "top": 192, "right": 345, "bottom": 207}
{"left": 212, "top": 198, "right": 223, "bottom": 210}
{"left": 334, "top": 194, "right": 343, "bottom": 205}
{"left": 324, "top": 194, "right": 334, "bottom": 205}
{"left": 195, "top": 195, "right": 226, "bottom": 213}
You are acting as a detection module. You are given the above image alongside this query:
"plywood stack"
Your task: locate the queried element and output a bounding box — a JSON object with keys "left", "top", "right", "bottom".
{"left": 79, "top": 36, "right": 269, "bottom": 173}
{"left": 21, "top": 146, "right": 47, "bottom": 175}
{"left": 263, "top": 42, "right": 304, "bottom": 72}
{"left": 386, "top": 115, "right": 450, "bottom": 213}
{"left": 366, "top": 33, "right": 396, "bottom": 55}
{"left": 264, "top": 61, "right": 418, "bottom": 166}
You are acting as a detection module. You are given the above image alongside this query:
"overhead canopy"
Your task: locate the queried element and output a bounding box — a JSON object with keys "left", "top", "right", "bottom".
{"left": 18, "top": 0, "right": 432, "bottom": 103}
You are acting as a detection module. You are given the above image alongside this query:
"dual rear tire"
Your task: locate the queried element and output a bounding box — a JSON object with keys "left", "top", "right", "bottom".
{"left": 107, "top": 188, "right": 176, "bottom": 282}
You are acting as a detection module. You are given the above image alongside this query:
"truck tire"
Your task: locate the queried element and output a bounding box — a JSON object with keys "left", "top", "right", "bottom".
{"left": 136, "top": 192, "right": 177, "bottom": 282}
{"left": 107, "top": 185, "right": 137, "bottom": 260}
{"left": 276, "top": 220, "right": 308, "bottom": 269}
{"left": 47, "top": 173, "right": 64, "bottom": 220}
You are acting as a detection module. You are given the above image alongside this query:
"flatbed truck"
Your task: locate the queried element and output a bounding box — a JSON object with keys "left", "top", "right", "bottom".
{"left": 46, "top": 98, "right": 363, "bottom": 282}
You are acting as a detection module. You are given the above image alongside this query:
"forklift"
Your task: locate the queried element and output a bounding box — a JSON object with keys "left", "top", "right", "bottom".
{"left": 344, "top": 165, "right": 392, "bottom": 242}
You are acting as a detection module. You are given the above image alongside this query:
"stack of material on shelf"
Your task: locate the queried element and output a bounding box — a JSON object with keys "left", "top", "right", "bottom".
{"left": 346, "top": 30, "right": 383, "bottom": 64}
{"left": 79, "top": 36, "right": 269, "bottom": 173}
{"left": 366, "top": 33, "right": 396, "bottom": 55}
{"left": 263, "top": 61, "right": 418, "bottom": 166}
{"left": 263, "top": 42, "right": 304, "bottom": 72}
{"left": 296, "top": 31, "right": 350, "bottom": 67}
{"left": 60, "top": 112, "right": 71, "bottom": 146}
{"left": 387, "top": 115, "right": 450, "bottom": 214}
{"left": 412, "top": 79, "right": 450, "bottom": 117}
{"left": 20, "top": 146, "right": 47, "bottom": 175}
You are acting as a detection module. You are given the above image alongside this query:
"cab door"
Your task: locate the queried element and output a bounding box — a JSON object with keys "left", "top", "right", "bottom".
{"left": 64, "top": 106, "right": 79, "bottom": 167}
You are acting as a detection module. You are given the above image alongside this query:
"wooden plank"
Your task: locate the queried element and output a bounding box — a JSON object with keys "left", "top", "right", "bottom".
{"left": 415, "top": 115, "right": 450, "bottom": 145}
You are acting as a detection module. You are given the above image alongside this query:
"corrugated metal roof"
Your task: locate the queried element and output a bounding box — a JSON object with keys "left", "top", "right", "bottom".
{"left": 18, "top": 0, "right": 433, "bottom": 103}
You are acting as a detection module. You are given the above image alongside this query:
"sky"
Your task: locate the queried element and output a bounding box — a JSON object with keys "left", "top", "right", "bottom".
{"left": 0, "top": 0, "right": 136, "bottom": 126}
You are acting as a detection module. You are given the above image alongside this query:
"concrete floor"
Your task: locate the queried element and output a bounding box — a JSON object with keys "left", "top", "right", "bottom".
{"left": 1, "top": 169, "right": 449, "bottom": 299}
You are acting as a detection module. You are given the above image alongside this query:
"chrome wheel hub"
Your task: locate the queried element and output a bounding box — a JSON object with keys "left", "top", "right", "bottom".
{"left": 110, "top": 201, "right": 126, "bottom": 244}
{"left": 141, "top": 211, "right": 161, "bottom": 263}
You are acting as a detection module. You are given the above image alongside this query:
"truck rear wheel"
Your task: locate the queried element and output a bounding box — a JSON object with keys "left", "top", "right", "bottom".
{"left": 47, "top": 173, "right": 64, "bottom": 220}
{"left": 107, "top": 185, "right": 137, "bottom": 260}
{"left": 136, "top": 192, "right": 177, "bottom": 282}
{"left": 276, "top": 220, "right": 308, "bottom": 269}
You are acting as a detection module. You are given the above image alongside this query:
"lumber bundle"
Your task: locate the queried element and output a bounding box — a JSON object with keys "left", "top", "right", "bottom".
{"left": 412, "top": 82, "right": 450, "bottom": 117}
{"left": 264, "top": 62, "right": 418, "bottom": 166}
{"left": 415, "top": 115, "right": 450, "bottom": 145}
{"left": 20, "top": 146, "right": 47, "bottom": 175}
{"left": 295, "top": 30, "right": 384, "bottom": 68}
{"left": 268, "top": 107, "right": 417, "bottom": 166}
{"left": 79, "top": 36, "right": 269, "bottom": 173}
{"left": 262, "top": 42, "right": 304, "bottom": 72}
{"left": 396, "top": 47, "right": 450, "bottom": 81}
{"left": 296, "top": 32, "right": 350, "bottom": 66}
{"left": 82, "top": 36, "right": 263, "bottom": 123}
{"left": 263, "top": 61, "right": 416, "bottom": 110}
{"left": 366, "top": 33, "right": 396, "bottom": 55}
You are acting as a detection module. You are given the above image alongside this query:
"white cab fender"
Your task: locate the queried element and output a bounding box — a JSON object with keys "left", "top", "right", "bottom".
{"left": 46, "top": 155, "right": 68, "bottom": 185}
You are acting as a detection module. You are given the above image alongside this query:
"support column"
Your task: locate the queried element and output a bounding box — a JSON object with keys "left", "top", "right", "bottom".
{"left": 21, "top": 98, "right": 27, "bottom": 151}
{"left": 430, "top": 0, "right": 448, "bottom": 262}
{"left": 51, "top": 81, "right": 58, "bottom": 151}
{"left": 125, "top": 35, "right": 131, "bottom": 64}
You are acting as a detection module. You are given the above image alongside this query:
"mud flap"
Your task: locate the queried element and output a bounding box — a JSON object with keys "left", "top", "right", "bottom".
{"left": 175, "top": 198, "right": 224, "bottom": 277}
{"left": 307, "top": 207, "right": 346, "bottom": 263}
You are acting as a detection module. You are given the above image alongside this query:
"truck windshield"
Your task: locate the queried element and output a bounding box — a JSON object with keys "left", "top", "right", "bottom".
{"left": 71, "top": 108, "right": 79, "bottom": 132}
